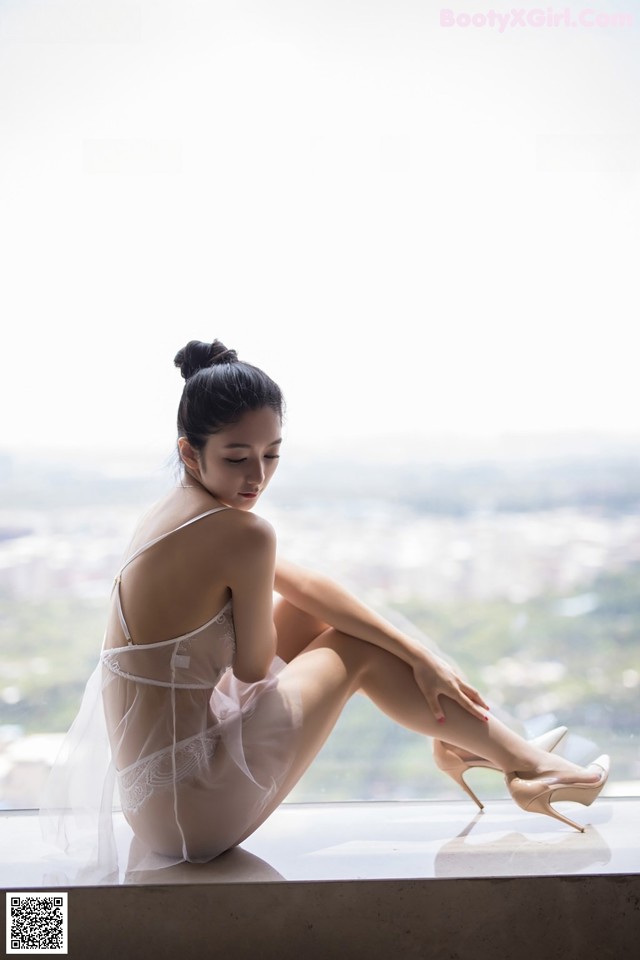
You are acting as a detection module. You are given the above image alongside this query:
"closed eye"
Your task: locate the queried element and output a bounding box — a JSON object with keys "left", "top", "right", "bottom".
{"left": 225, "top": 455, "right": 280, "bottom": 464}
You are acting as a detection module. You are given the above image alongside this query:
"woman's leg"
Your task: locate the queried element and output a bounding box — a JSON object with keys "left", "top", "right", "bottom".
{"left": 235, "top": 605, "right": 602, "bottom": 848}
{"left": 273, "top": 595, "right": 329, "bottom": 663}
{"left": 272, "top": 599, "right": 594, "bottom": 784}
{"left": 249, "top": 612, "right": 597, "bottom": 831}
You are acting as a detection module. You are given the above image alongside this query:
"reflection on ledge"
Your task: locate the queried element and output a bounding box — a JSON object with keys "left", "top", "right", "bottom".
{"left": 434, "top": 813, "right": 611, "bottom": 877}
{"left": 124, "top": 844, "right": 286, "bottom": 885}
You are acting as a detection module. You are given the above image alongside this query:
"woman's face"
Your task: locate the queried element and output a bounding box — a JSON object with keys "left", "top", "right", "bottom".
{"left": 180, "top": 407, "right": 282, "bottom": 510}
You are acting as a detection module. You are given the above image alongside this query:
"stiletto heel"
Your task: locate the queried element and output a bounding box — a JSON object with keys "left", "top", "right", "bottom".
{"left": 447, "top": 763, "right": 486, "bottom": 810}
{"left": 433, "top": 726, "right": 568, "bottom": 810}
{"left": 506, "top": 755, "right": 609, "bottom": 833}
{"left": 432, "top": 741, "right": 486, "bottom": 809}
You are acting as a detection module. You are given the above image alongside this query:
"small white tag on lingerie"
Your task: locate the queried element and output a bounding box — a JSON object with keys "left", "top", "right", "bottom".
{"left": 173, "top": 654, "right": 190, "bottom": 669}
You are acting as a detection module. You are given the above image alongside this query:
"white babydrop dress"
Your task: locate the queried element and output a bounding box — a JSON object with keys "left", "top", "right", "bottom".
{"left": 40, "top": 507, "right": 302, "bottom": 883}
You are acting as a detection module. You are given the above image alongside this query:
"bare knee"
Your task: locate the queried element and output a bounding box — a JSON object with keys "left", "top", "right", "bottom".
{"left": 274, "top": 597, "right": 331, "bottom": 662}
{"left": 313, "top": 627, "right": 376, "bottom": 691}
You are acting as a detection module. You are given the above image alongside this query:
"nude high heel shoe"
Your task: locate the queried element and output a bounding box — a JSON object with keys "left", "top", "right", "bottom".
{"left": 433, "top": 726, "right": 568, "bottom": 811}
{"left": 505, "top": 754, "right": 609, "bottom": 832}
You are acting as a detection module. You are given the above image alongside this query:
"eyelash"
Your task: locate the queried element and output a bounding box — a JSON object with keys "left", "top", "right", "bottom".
{"left": 224, "top": 455, "right": 281, "bottom": 464}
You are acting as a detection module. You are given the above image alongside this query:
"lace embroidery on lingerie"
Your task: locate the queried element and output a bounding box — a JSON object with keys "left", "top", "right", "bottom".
{"left": 101, "top": 613, "right": 236, "bottom": 687}
{"left": 103, "top": 606, "right": 235, "bottom": 666}
{"left": 117, "top": 732, "right": 220, "bottom": 814}
{"left": 217, "top": 613, "right": 236, "bottom": 655}
{"left": 101, "top": 656, "right": 223, "bottom": 689}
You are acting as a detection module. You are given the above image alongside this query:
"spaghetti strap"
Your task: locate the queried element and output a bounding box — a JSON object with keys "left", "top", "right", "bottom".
{"left": 113, "top": 506, "right": 229, "bottom": 645}
{"left": 116, "top": 507, "right": 230, "bottom": 576}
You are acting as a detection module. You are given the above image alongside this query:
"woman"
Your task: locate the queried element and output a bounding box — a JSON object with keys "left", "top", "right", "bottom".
{"left": 41, "top": 339, "right": 609, "bottom": 877}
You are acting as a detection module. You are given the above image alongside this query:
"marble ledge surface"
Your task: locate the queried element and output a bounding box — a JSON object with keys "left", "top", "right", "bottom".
{"left": 2, "top": 797, "right": 639, "bottom": 889}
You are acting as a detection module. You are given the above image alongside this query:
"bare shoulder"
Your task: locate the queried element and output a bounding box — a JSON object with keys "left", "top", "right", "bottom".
{"left": 216, "top": 509, "right": 276, "bottom": 560}
{"left": 171, "top": 505, "right": 276, "bottom": 559}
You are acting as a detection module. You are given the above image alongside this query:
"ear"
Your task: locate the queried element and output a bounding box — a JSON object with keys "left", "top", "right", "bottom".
{"left": 177, "top": 437, "right": 201, "bottom": 476}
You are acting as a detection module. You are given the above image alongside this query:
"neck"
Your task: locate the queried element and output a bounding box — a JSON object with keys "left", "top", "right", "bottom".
{"left": 181, "top": 469, "right": 204, "bottom": 491}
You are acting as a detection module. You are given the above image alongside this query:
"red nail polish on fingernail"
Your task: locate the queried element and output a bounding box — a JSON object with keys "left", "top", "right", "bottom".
{"left": 437, "top": 717, "right": 446, "bottom": 724}
{"left": 483, "top": 716, "right": 489, "bottom": 722}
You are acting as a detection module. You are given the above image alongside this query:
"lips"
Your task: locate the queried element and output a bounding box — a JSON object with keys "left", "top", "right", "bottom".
{"left": 239, "top": 492, "right": 259, "bottom": 498}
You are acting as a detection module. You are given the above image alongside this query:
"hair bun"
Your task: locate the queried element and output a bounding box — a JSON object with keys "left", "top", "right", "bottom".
{"left": 174, "top": 339, "right": 239, "bottom": 380}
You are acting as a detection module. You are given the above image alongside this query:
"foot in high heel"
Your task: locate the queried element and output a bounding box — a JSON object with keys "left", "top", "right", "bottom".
{"left": 433, "top": 726, "right": 568, "bottom": 811}
{"left": 505, "top": 755, "right": 610, "bottom": 832}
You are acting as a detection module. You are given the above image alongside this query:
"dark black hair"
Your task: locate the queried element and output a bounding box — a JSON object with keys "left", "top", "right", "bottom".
{"left": 173, "top": 339, "right": 284, "bottom": 457}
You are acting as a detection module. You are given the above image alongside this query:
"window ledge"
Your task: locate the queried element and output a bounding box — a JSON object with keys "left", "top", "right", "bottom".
{"left": 2, "top": 799, "right": 639, "bottom": 958}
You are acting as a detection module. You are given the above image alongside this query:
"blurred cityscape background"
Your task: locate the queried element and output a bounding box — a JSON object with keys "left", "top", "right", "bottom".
{"left": 2, "top": 0, "right": 639, "bottom": 823}
{"left": 1, "top": 436, "right": 639, "bottom": 809}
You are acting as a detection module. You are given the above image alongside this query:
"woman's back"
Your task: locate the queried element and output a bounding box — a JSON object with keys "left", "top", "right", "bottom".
{"left": 103, "top": 492, "right": 234, "bottom": 652}
{"left": 100, "top": 504, "right": 237, "bottom": 774}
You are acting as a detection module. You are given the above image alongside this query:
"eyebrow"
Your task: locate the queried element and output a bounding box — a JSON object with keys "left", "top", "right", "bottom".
{"left": 222, "top": 438, "right": 282, "bottom": 449}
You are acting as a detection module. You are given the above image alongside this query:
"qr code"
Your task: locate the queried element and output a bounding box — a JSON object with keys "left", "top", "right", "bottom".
{"left": 6, "top": 892, "right": 68, "bottom": 954}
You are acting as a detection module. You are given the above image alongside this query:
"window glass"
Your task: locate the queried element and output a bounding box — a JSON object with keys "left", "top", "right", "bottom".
{"left": 1, "top": 1, "right": 638, "bottom": 807}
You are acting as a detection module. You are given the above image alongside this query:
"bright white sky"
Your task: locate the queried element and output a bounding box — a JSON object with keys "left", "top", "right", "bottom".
{"left": 1, "top": 0, "right": 638, "bottom": 462}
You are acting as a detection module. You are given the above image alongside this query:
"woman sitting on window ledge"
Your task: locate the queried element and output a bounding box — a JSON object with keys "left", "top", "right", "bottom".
{"left": 40, "top": 338, "right": 609, "bottom": 879}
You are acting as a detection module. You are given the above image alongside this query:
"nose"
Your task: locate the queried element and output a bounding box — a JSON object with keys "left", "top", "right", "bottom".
{"left": 245, "top": 459, "right": 265, "bottom": 487}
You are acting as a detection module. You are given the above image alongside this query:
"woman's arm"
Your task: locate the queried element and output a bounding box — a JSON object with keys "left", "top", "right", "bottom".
{"left": 275, "top": 557, "right": 427, "bottom": 664}
{"left": 226, "top": 516, "right": 278, "bottom": 682}
{"left": 274, "top": 557, "right": 489, "bottom": 722}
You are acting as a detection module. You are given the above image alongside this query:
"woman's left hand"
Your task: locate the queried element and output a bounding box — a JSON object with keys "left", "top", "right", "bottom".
{"left": 411, "top": 650, "right": 490, "bottom": 724}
